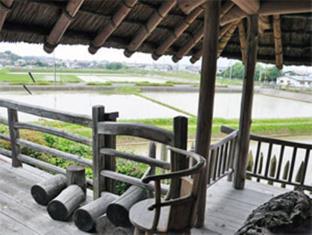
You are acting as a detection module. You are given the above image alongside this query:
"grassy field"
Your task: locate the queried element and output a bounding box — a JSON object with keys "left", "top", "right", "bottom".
{"left": 0, "top": 67, "right": 245, "bottom": 86}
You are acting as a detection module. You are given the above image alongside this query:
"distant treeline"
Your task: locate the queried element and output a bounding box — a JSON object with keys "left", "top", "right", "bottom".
{"left": 220, "top": 62, "right": 281, "bottom": 81}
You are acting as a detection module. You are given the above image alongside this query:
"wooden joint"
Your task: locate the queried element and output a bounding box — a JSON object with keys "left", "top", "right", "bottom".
{"left": 43, "top": 39, "right": 57, "bottom": 54}
{"left": 63, "top": 9, "right": 76, "bottom": 21}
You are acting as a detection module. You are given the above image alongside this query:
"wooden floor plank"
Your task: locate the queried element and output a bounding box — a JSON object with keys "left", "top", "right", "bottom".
{"left": 0, "top": 155, "right": 289, "bottom": 235}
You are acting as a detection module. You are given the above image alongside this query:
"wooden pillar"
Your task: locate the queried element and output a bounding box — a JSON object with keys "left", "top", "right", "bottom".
{"left": 92, "top": 106, "right": 117, "bottom": 199}
{"left": 233, "top": 15, "right": 258, "bottom": 189}
{"left": 7, "top": 108, "right": 22, "bottom": 167}
{"left": 194, "top": 0, "right": 220, "bottom": 228}
{"left": 170, "top": 116, "right": 188, "bottom": 199}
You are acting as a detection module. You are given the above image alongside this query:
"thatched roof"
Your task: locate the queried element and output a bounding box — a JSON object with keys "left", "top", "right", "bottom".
{"left": 0, "top": 0, "right": 311, "bottom": 66}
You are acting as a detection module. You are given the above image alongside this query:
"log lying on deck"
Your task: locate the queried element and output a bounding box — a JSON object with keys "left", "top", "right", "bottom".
{"left": 47, "top": 185, "right": 85, "bottom": 221}
{"left": 236, "top": 190, "right": 312, "bottom": 235}
{"left": 107, "top": 185, "right": 148, "bottom": 227}
{"left": 74, "top": 192, "right": 119, "bottom": 232}
{"left": 31, "top": 174, "right": 67, "bottom": 205}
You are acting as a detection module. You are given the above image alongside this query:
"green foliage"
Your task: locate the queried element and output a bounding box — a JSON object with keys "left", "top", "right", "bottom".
{"left": 261, "top": 66, "right": 282, "bottom": 82}
{"left": 220, "top": 62, "right": 282, "bottom": 82}
{"left": 115, "top": 159, "right": 147, "bottom": 194}
{"left": 105, "top": 62, "right": 125, "bottom": 70}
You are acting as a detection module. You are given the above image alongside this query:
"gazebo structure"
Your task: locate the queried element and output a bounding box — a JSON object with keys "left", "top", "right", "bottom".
{"left": 0, "top": 0, "right": 311, "bottom": 234}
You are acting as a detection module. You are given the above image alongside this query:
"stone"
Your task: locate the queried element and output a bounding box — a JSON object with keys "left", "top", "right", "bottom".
{"left": 236, "top": 190, "right": 312, "bottom": 235}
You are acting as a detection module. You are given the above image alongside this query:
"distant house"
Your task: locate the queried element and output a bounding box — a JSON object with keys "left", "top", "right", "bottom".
{"left": 276, "top": 73, "right": 312, "bottom": 88}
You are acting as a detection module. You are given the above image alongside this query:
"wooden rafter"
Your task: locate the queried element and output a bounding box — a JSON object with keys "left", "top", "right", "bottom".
{"left": 152, "top": 7, "right": 203, "bottom": 60}
{"left": 0, "top": 0, "right": 14, "bottom": 31}
{"left": 178, "top": 0, "right": 206, "bottom": 15}
{"left": 231, "top": 0, "right": 259, "bottom": 15}
{"left": 89, "top": 0, "right": 137, "bottom": 54}
{"left": 217, "top": 22, "right": 239, "bottom": 57}
{"left": 190, "top": 21, "right": 238, "bottom": 63}
{"left": 124, "top": 0, "right": 176, "bottom": 57}
{"left": 172, "top": 27, "right": 203, "bottom": 62}
{"left": 273, "top": 15, "right": 283, "bottom": 69}
{"left": 238, "top": 21, "right": 247, "bottom": 64}
{"left": 44, "top": 0, "right": 85, "bottom": 53}
{"left": 172, "top": 1, "right": 234, "bottom": 62}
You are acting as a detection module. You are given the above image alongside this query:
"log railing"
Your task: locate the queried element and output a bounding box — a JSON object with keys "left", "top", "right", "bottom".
{"left": 0, "top": 98, "right": 118, "bottom": 187}
{"left": 206, "top": 127, "right": 238, "bottom": 185}
{"left": 92, "top": 112, "right": 191, "bottom": 199}
{"left": 222, "top": 126, "right": 312, "bottom": 191}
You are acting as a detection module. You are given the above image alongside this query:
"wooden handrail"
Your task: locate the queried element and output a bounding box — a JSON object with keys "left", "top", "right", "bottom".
{"left": 142, "top": 146, "right": 205, "bottom": 183}
{"left": 221, "top": 125, "right": 312, "bottom": 190}
{"left": 97, "top": 122, "right": 174, "bottom": 145}
{"left": 14, "top": 122, "right": 91, "bottom": 146}
{"left": 100, "top": 148, "right": 171, "bottom": 170}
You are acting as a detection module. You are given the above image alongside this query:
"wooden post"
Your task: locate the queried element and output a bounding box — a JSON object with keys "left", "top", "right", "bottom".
{"left": 7, "top": 108, "right": 22, "bottom": 167}
{"left": 233, "top": 15, "right": 258, "bottom": 190}
{"left": 92, "top": 106, "right": 118, "bottom": 198}
{"left": 170, "top": 116, "right": 188, "bottom": 199}
{"left": 106, "top": 185, "right": 147, "bottom": 227}
{"left": 92, "top": 106, "right": 106, "bottom": 199}
{"left": 66, "top": 165, "right": 86, "bottom": 193}
{"left": 47, "top": 185, "right": 85, "bottom": 221}
{"left": 31, "top": 174, "right": 67, "bottom": 205}
{"left": 74, "top": 192, "right": 119, "bottom": 232}
{"left": 194, "top": 0, "right": 220, "bottom": 228}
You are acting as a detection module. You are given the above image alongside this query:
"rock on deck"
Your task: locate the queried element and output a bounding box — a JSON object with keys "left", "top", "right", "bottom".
{"left": 0, "top": 155, "right": 288, "bottom": 235}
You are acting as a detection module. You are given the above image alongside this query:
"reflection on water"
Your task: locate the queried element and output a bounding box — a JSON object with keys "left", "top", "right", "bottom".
{"left": 0, "top": 91, "right": 182, "bottom": 121}
{"left": 143, "top": 92, "right": 312, "bottom": 119}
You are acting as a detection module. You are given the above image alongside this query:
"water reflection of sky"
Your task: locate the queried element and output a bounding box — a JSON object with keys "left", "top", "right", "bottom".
{"left": 144, "top": 92, "right": 312, "bottom": 119}
{"left": 0, "top": 91, "right": 182, "bottom": 121}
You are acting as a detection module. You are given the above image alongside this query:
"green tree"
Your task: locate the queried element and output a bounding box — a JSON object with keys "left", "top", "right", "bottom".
{"left": 106, "top": 62, "right": 124, "bottom": 70}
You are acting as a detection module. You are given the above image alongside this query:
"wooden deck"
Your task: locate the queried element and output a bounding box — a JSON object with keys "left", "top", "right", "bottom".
{"left": 0, "top": 155, "right": 289, "bottom": 235}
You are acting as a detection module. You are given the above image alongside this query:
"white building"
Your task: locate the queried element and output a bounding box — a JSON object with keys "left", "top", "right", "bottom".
{"left": 276, "top": 74, "right": 312, "bottom": 88}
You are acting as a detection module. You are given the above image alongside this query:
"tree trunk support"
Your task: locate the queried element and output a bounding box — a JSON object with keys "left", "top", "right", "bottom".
{"left": 194, "top": 0, "right": 220, "bottom": 228}
{"left": 233, "top": 15, "right": 259, "bottom": 189}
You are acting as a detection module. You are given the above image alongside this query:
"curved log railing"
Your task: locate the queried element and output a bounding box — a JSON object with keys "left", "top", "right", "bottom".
{"left": 222, "top": 126, "right": 312, "bottom": 191}
{"left": 0, "top": 98, "right": 118, "bottom": 187}
{"left": 207, "top": 127, "right": 238, "bottom": 186}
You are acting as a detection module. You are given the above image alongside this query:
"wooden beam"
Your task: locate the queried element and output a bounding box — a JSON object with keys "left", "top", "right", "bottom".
{"left": 89, "top": 0, "right": 137, "bottom": 54}
{"left": 190, "top": 21, "right": 238, "bottom": 63}
{"left": 172, "top": 1, "right": 234, "bottom": 63}
{"left": 0, "top": 0, "right": 14, "bottom": 31}
{"left": 152, "top": 7, "right": 203, "bottom": 60}
{"left": 194, "top": 0, "right": 220, "bottom": 228}
{"left": 223, "top": 0, "right": 312, "bottom": 26}
{"left": 124, "top": 0, "right": 176, "bottom": 57}
{"left": 238, "top": 21, "right": 247, "bottom": 64}
{"left": 273, "top": 15, "right": 283, "bottom": 70}
{"left": 231, "top": 0, "right": 259, "bottom": 15}
{"left": 259, "top": 0, "right": 312, "bottom": 16}
{"left": 44, "top": 0, "right": 85, "bottom": 53}
{"left": 178, "top": 0, "right": 206, "bottom": 15}
{"left": 233, "top": 15, "right": 258, "bottom": 190}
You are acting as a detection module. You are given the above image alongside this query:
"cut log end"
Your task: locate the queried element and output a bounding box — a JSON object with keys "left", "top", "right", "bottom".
{"left": 31, "top": 185, "right": 49, "bottom": 205}
{"left": 47, "top": 200, "right": 68, "bottom": 221}
{"left": 74, "top": 209, "right": 95, "bottom": 232}
{"left": 107, "top": 203, "right": 131, "bottom": 227}
{"left": 31, "top": 174, "right": 67, "bottom": 205}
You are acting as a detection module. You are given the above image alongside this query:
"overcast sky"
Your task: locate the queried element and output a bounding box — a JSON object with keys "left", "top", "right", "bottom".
{"left": 0, "top": 42, "right": 311, "bottom": 73}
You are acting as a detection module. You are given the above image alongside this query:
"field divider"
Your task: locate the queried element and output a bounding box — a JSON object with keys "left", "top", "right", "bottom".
{"left": 136, "top": 93, "right": 196, "bottom": 118}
